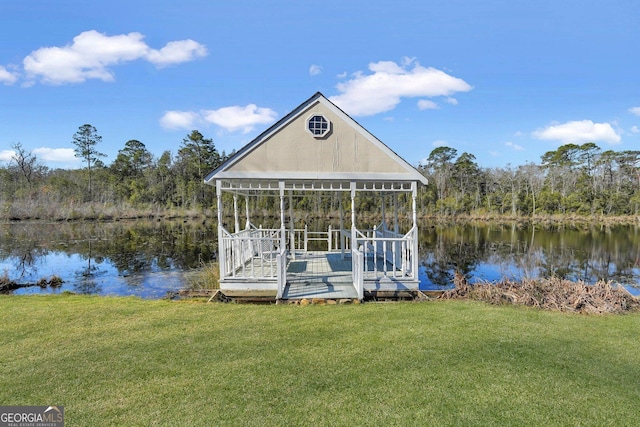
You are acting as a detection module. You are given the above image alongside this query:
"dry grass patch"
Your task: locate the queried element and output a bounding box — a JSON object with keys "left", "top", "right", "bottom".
{"left": 441, "top": 273, "right": 640, "bottom": 313}
{"left": 184, "top": 261, "right": 220, "bottom": 291}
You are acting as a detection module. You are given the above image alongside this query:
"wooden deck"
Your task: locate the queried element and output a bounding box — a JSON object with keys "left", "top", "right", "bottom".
{"left": 284, "top": 251, "right": 358, "bottom": 299}
{"left": 220, "top": 250, "right": 420, "bottom": 300}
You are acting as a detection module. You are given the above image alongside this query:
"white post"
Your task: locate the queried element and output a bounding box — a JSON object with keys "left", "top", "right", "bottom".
{"left": 355, "top": 248, "right": 364, "bottom": 300}
{"left": 245, "top": 196, "right": 250, "bottom": 229}
{"left": 279, "top": 181, "right": 286, "bottom": 252}
{"left": 412, "top": 181, "right": 418, "bottom": 280}
{"left": 289, "top": 190, "right": 295, "bottom": 259}
{"left": 233, "top": 194, "right": 239, "bottom": 233}
{"left": 393, "top": 193, "right": 400, "bottom": 268}
{"left": 216, "top": 180, "right": 226, "bottom": 279}
{"left": 350, "top": 181, "right": 357, "bottom": 251}
{"left": 381, "top": 194, "right": 386, "bottom": 229}
{"left": 350, "top": 181, "right": 363, "bottom": 298}
{"left": 244, "top": 195, "right": 254, "bottom": 259}
{"left": 328, "top": 225, "right": 332, "bottom": 251}
{"left": 412, "top": 182, "right": 417, "bottom": 228}
{"left": 372, "top": 225, "right": 377, "bottom": 274}
{"left": 339, "top": 194, "right": 345, "bottom": 258}
{"left": 304, "top": 224, "right": 308, "bottom": 252}
{"left": 393, "top": 193, "right": 399, "bottom": 234}
{"left": 276, "top": 252, "right": 284, "bottom": 300}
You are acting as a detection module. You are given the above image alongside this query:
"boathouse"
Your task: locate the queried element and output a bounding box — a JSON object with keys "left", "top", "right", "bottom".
{"left": 204, "top": 92, "right": 427, "bottom": 301}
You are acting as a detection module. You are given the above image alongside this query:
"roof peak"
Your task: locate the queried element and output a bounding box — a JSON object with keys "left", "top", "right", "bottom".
{"left": 204, "top": 93, "right": 427, "bottom": 186}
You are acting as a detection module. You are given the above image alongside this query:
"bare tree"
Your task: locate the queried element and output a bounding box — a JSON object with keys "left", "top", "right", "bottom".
{"left": 10, "top": 142, "right": 38, "bottom": 187}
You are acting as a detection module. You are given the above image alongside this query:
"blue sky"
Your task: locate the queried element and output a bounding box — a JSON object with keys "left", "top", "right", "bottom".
{"left": 1, "top": 0, "right": 639, "bottom": 170}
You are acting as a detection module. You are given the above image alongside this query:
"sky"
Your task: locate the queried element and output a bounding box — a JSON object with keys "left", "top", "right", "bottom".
{"left": 1, "top": 0, "right": 639, "bottom": 170}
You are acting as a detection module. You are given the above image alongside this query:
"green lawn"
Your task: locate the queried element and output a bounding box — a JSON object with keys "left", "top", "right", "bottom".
{"left": 2, "top": 296, "right": 639, "bottom": 426}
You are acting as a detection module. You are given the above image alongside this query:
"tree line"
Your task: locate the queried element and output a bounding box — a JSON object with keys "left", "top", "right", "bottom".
{"left": 1, "top": 125, "right": 230, "bottom": 219}
{"left": 1, "top": 124, "right": 640, "bottom": 220}
{"left": 419, "top": 144, "right": 640, "bottom": 217}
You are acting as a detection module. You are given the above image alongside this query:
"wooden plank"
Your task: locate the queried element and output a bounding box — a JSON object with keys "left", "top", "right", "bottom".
{"left": 284, "top": 251, "right": 357, "bottom": 299}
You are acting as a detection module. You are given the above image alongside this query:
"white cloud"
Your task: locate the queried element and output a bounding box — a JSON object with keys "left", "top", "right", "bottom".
{"left": 432, "top": 140, "right": 448, "bottom": 147}
{"left": 417, "top": 99, "right": 439, "bottom": 110}
{"left": 160, "top": 111, "right": 200, "bottom": 130}
{"left": 0, "top": 149, "right": 15, "bottom": 162}
{"left": 445, "top": 97, "right": 458, "bottom": 105}
{"left": 32, "top": 147, "right": 78, "bottom": 164}
{"left": 309, "top": 64, "right": 322, "bottom": 76}
{"left": 21, "top": 30, "right": 207, "bottom": 85}
{"left": 533, "top": 120, "right": 621, "bottom": 145}
{"left": 161, "top": 104, "right": 278, "bottom": 133}
{"left": 631, "top": 125, "right": 640, "bottom": 134}
{"left": 145, "top": 39, "right": 208, "bottom": 67}
{"left": 505, "top": 141, "right": 524, "bottom": 151}
{"left": 628, "top": 107, "right": 640, "bottom": 116}
{"left": 0, "top": 147, "right": 79, "bottom": 167}
{"left": 329, "top": 58, "right": 472, "bottom": 116}
{"left": 0, "top": 66, "right": 18, "bottom": 85}
{"left": 202, "top": 104, "right": 277, "bottom": 133}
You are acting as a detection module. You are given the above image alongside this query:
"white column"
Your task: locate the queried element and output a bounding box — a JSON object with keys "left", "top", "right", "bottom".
{"left": 412, "top": 181, "right": 418, "bottom": 280}
{"left": 279, "top": 181, "right": 286, "bottom": 251}
{"left": 289, "top": 190, "right": 295, "bottom": 259}
{"left": 393, "top": 193, "right": 399, "bottom": 234}
{"left": 216, "top": 180, "right": 226, "bottom": 278}
{"left": 339, "top": 194, "right": 345, "bottom": 258}
{"left": 380, "top": 194, "right": 386, "bottom": 229}
{"left": 233, "top": 194, "right": 239, "bottom": 233}
{"left": 216, "top": 181, "right": 223, "bottom": 228}
{"left": 411, "top": 182, "right": 417, "bottom": 228}
{"left": 245, "top": 196, "right": 250, "bottom": 229}
{"left": 350, "top": 181, "right": 357, "bottom": 248}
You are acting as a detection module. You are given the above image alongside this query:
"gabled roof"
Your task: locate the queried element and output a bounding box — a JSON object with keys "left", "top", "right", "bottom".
{"left": 204, "top": 92, "right": 427, "bottom": 186}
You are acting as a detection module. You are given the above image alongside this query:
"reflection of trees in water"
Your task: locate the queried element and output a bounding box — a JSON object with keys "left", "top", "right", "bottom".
{"left": 0, "top": 224, "right": 50, "bottom": 279}
{"left": 3, "top": 220, "right": 639, "bottom": 288}
{"left": 0, "top": 220, "right": 218, "bottom": 279}
{"left": 526, "top": 225, "right": 640, "bottom": 284}
{"left": 421, "top": 225, "right": 484, "bottom": 286}
{"left": 100, "top": 221, "right": 217, "bottom": 273}
{"left": 74, "top": 276, "right": 102, "bottom": 295}
{"left": 76, "top": 237, "right": 102, "bottom": 282}
{"left": 419, "top": 223, "right": 640, "bottom": 286}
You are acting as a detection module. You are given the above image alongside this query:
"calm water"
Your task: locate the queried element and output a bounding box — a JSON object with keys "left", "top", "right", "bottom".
{"left": 1, "top": 220, "right": 639, "bottom": 297}
{"left": 0, "top": 220, "right": 216, "bottom": 298}
{"left": 418, "top": 223, "right": 640, "bottom": 296}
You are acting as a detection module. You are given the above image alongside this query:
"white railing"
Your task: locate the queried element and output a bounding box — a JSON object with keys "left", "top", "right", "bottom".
{"left": 220, "top": 226, "right": 282, "bottom": 279}
{"left": 220, "top": 223, "right": 346, "bottom": 281}
{"left": 356, "top": 225, "right": 417, "bottom": 280}
{"left": 373, "top": 225, "right": 403, "bottom": 267}
{"left": 304, "top": 224, "right": 338, "bottom": 251}
{"left": 287, "top": 225, "right": 344, "bottom": 252}
{"left": 220, "top": 223, "right": 417, "bottom": 295}
{"left": 352, "top": 246, "right": 364, "bottom": 300}
{"left": 289, "top": 227, "right": 305, "bottom": 251}
{"left": 343, "top": 228, "right": 361, "bottom": 252}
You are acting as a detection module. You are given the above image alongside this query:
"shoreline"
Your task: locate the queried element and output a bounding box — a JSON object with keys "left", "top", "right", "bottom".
{"left": 2, "top": 212, "right": 639, "bottom": 227}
